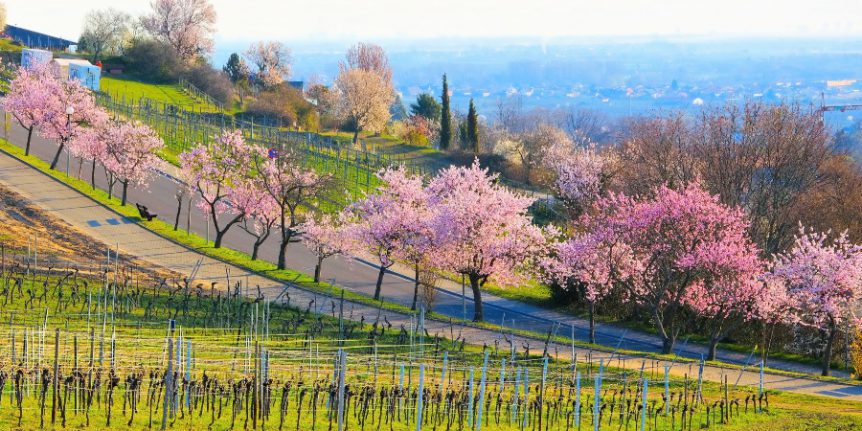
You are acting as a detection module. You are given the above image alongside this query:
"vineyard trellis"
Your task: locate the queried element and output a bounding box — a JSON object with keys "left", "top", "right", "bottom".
{"left": 0, "top": 243, "right": 771, "bottom": 431}
{"left": 95, "top": 92, "right": 429, "bottom": 202}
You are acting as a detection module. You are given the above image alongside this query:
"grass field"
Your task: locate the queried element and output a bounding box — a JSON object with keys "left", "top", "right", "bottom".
{"left": 100, "top": 76, "right": 221, "bottom": 113}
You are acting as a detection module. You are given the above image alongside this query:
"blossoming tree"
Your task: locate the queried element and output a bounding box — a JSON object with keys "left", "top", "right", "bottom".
{"left": 342, "top": 167, "right": 435, "bottom": 304}
{"left": 428, "top": 161, "right": 546, "bottom": 321}
{"left": 101, "top": 121, "right": 164, "bottom": 206}
{"left": 301, "top": 214, "right": 350, "bottom": 283}
{"left": 228, "top": 178, "right": 280, "bottom": 260}
{"left": 41, "top": 77, "right": 105, "bottom": 170}
{"left": 179, "top": 130, "right": 252, "bottom": 248}
{"left": 579, "top": 182, "right": 761, "bottom": 353}
{"left": 770, "top": 227, "right": 862, "bottom": 376}
{"left": 254, "top": 147, "right": 333, "bottom": 270}
{"left": 4, "top": 65, "right": 56, "bottom": 155}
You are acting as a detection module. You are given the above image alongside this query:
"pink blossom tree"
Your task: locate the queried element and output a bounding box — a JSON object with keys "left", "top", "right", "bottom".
{"left": 542, "top": 139, "right": 610, "bottom": 217}
{"left": 3, "top": 65, "right": 56, "bottom": 155}
{"left": 342, "top": 167, "right": 435, "bottom": 304}
{"left": 179, "top": 130, "right": 253, "bottom": 248}
{"left": 67, "top": 120, "right": 108, "bottom": 189}
{"left": 428, "top": 160, "right": 546, "bottom": 321}
{"left": 682, "top": 238, "right": 765, "bottom": 360}
{"left": 40, "top": 77, "right": 106, "bottom": 170}
{"left": 769, "top": 227, "right": 862, "bottom": 376}
{"left": 579, "top": 182, "right": 759, "bottom": 353}
{"left": 302, "top": 214, "right": 351, "bottom": 283}
{"left": 228, "top": 178, "right": 280, "bottom": 260}
{"left": 543, "top": 233, "right": 618, "bottom": 344}
{"left": 254, "top": 147, "right": 333, "bottom": 269}
{"left": 101, "top": 121, "right": 164, "bottom": 206}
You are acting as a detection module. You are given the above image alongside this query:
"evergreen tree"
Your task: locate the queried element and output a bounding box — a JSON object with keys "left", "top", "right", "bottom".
{"left": 410, "top": 93, "right": 441, "bottom": 122}
{"left": 223, "top": 53, "right": 250, "bottom": 83}
{"left": 440, "top": 74, "right": 453, "bottom": 150}
{"left": 458, "top": 118, "right": 469, "bottom": 149}
{"left": 467, "top": 98, "right": 480, "bottom": 154}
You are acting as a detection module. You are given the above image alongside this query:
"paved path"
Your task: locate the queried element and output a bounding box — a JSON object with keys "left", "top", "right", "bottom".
{"left": 2, "top": 122, "right": 862, "bottom": 401}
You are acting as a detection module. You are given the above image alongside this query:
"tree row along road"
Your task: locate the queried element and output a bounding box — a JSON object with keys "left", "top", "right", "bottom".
{"left": 1, "top": 118, "right": 861, "bottom": 400}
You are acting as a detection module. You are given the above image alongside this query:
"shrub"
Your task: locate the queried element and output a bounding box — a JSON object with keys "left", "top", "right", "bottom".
{"left": 180, "top": 62, "right": 234, "bottom": 105}
{"left": 246, "top": 85, "right": 316, "bottom": 128}
{"left": 123, "top": 39, "right": 183, "bottom": 82}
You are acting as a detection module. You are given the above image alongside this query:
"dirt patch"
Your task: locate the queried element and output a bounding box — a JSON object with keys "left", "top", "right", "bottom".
{"left": 0, "top": 183, "right": 181, "bottom": 283}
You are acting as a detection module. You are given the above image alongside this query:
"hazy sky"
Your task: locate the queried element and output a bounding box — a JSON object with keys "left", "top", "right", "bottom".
{"left": 6, "top": 0, "right": 862, "bottom": 43}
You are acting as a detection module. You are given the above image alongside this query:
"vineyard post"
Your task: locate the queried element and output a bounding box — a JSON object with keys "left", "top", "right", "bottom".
{"left": 696, "top": 356, "right": 704, "bottom": 405}
{"left": 574, "top": 371, "right": 581, "bottom": 429}
{"left": 641, "top": 378, "right": 648, "bottom": 431}
{"left": 592, "top": 360, "right": 600, "bottom": 431}
{"left": 513, "top": 367, "right": 520, "bottom": 424}
{"left": 441, "top": 351, "right": 449, "bottom": 394}
{"left": 539, "top": 355, "right": 548, "bottom": 431}
{"left": 499, "top": 358, "right": 506, "bottom": 395}
{"left": 161, "top": 320, "right": 175, "bottom": 431}
{"left": 477, "top": 350, "right": 489, "bottom": 431}
{"left": 521, "top": 368, "right": 529, "bottom": 429}
{"left": 416, "top": 364, "right": 425, "bottom": 431}
{"left": 664, "top": 364, "right": 670, "bottom": 416}
{"left": 759, "top": 360, "right": 764, "bottom": 413}
{"left": 336, "top": 350, "right": 347, "bottom": 431}
{"left": 467, "top": 367, "right": 474, "bottom": 428}
{"left": 51, "top": 328, "right": 58, "bottom": 425}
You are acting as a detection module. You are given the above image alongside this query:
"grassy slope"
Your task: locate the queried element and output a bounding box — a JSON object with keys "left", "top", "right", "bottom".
{"left": 100, "top": 76, "right": 220, "bottom": 113}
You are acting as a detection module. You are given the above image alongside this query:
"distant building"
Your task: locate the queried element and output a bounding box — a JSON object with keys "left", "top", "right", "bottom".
{"left": 287, "top": 81, "right": 304, "bottom": 91}
{"left": 4, "top": 25, "right": 76, "bottom": 51}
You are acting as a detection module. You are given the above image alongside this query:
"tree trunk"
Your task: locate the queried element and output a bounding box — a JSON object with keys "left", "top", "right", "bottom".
{"left": 708, "top": 337, "right": 719, "bottom": 362}
{"left": 277, "top": 240, "right": 288, "bottom": 269}
{"left": 373, "top": 266, "right": 386, "bottom": 300}
{"left": 90, "top": 158, "right": 97, "bottom": 190}
{"left": 120, "top": 181, "right": 129, "bottom": 206}
{"left": 251, "top": 240, "right": 262, "bottom": 261}
{"left": 173, "top": 198, "right": 182, "bottom": 231}
{"left": 24, "top": 127, "right": 33, "bottom": 156}
{"left": 214, "top": 230, "right": 227, "bottom": 249}
{"left": 50, "top": 140, "right": 65, "bottom": 170}
{"left": 313, "top": 257, "right": 323, "bottom": 283}
{"left": 661, "top": 335, "right": 676, "bottom": 355}
{"left": 588, "top": 301, "right": 596, "bottom": 344}
{"left": 469, "top": 274, "right": 484, "bottom": 322}
{"left": 410, "top": 263, "right": 420, "bottom": 311}
{"left": 214, "top": 214, "right": 243, "bottom": 249}
{"left": 352, "top": 129, "right": 360, "bottom": 145}
{"left": 823, "top": 323, "right": 838, "bottom": 377}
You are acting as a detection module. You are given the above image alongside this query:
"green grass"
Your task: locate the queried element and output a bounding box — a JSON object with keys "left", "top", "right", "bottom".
{"left": 100, "top": 76, "right": 220, "bottom": 113}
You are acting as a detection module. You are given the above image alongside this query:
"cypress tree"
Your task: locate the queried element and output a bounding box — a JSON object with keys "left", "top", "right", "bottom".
{"left": 440, "top": 74, "right": 453, "bottom": 151}
{"left": 467, "top": 98, "right": 480, "bottom": 154}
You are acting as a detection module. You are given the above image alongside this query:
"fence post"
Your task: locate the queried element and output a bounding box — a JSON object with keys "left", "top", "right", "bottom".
{"left": 51, "top": 328, "right": 59, "bottom": 425}
{"left": 477, "top": 350, "right": 489, "bottom": 431}
{"left": 641, "top": 378, "right": 648, "bottom": 431}
{"left": 416, "top": 364, "right": 425, "bottom": 431}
